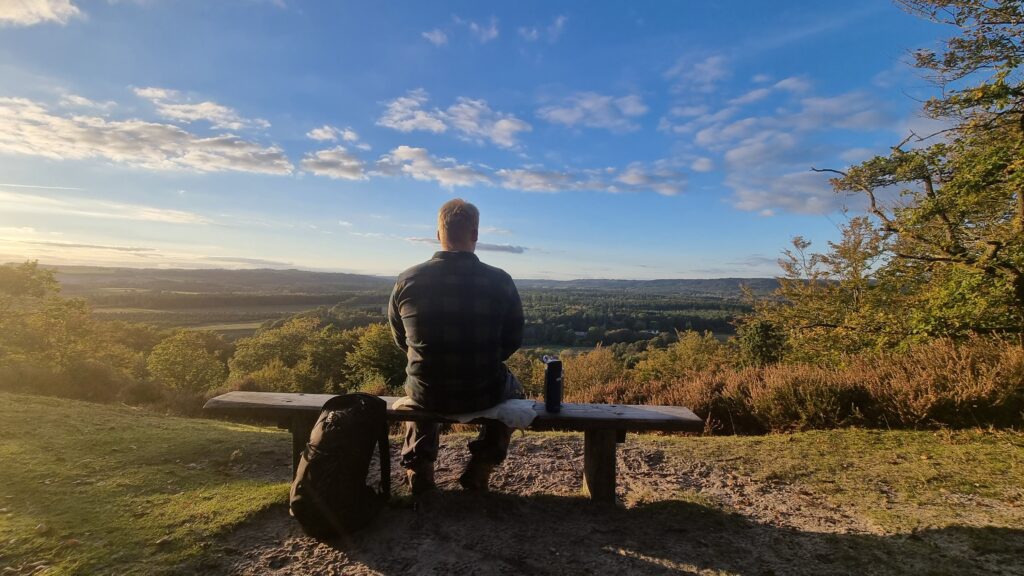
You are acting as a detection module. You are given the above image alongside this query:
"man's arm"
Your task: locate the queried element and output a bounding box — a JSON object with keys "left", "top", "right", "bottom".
{"left": 388, "top": 281, "right": 408, "bottom": 352}
{"left": 500, "top": 278, "right": 524, "bottom": 360}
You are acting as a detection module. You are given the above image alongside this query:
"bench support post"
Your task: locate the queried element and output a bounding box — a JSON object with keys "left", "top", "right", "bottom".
{"left": 583, "top": 429, "right": 617, "bottom": 503}
{"left": 289, "top": 416, "right": 317, "bottom": 477}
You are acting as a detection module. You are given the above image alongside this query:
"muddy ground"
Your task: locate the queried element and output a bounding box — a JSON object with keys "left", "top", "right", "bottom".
{"left": 188, "top": 434, "right": 1023, "bottom": 576}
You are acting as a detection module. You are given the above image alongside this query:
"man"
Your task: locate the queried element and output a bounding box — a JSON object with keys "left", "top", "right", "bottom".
{"left": 388, "top": 199, "right": 525, "bottom": 495}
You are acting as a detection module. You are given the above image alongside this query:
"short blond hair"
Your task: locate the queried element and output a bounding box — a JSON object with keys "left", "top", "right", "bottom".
{"left": 437, "top": 198, "right": 479, "bottom": 246}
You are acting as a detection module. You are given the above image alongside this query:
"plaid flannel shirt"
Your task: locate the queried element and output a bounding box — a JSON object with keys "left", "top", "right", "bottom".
{"left": 388, "top": 251, "right": 524, "bottom": 414}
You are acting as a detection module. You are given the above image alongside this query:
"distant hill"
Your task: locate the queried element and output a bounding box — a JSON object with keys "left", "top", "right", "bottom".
{"left": 52, "top": 265, "right": 395, "bottom": 295}
{"left": 515, "top": 278, "right": 779, "bottom": 297}
{"left": 48, "top": 265, "right": 777, "bottom": 298}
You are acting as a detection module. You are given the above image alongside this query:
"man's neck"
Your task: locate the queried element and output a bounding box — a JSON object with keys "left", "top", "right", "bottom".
{"left": 440, "top": 244, "right": 475, "bottom": 253}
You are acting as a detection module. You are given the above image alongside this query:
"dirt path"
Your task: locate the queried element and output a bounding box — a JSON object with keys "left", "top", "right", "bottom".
{"left": 192, "top": 434, "right": 1024, "bottom": 576}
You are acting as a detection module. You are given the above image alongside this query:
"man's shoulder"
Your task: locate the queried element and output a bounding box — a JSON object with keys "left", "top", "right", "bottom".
{"left": 396, "top": 258, "right": 438, "bottom": 282}
{"left": 477, "top": 260, "right": 514, "bottom": 283}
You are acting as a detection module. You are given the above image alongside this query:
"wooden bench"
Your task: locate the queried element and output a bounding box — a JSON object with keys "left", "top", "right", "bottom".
{"left": 203, "top": 391, "right": 703, "bottom": 503}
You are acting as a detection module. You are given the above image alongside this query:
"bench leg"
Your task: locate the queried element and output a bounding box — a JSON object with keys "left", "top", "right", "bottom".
{"left": 290, "top": 416, "right": 316, "bottom": 478}
{"left": 583, "top": 429, "right": 618, "bottom": 503}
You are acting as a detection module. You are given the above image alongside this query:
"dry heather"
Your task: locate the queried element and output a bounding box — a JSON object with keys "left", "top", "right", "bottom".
{"left": 565, "top": 336, "right": 1024, "bottom": 433}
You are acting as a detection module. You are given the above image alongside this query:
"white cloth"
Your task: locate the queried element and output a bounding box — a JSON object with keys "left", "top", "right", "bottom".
{"left": 392, "top": 396, "right": 538, "bottom": 429}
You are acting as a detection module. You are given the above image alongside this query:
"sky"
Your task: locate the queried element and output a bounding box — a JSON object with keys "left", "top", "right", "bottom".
{"left": 0, "top": 0, "right": 952, "bottom": 279}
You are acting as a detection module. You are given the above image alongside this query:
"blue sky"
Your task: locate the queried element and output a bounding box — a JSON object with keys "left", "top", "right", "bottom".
{"left": 0, "top": 0, "right": 949, "bottom": 279}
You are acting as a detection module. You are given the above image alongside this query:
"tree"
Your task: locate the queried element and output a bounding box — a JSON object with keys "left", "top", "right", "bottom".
{"left": 0, "top": 261, "right": 58, "bottom": 298}
{"left": 736, "top": 318, "right": 787, "bottom": 366}
{"left": 147, "top": 331, "right": 227, "bottom": 394}
{"left": 790, "top": 1, "right": 1024, "bottom": 346}
{"left": 229, "top": 317, "right": 363, "bottom": 393}
{"left": 344, "top": 323, "right": 407, "bottom": 391}
{"left": 749, "top": 217, "right": 907, "bottom": 363}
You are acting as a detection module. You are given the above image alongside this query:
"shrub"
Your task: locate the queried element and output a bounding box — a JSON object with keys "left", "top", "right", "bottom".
{"left": 736, "top": 319, "right": 786, "bottom": 366}
{"left": 344, "top": 324, "right": 406, "bottom": 392}
{"left": 857, "top": 336, "right": 1024, "bottom": 428}
{"left": 747, "top": 365, "right": 868, "bottom": 431}
{"left": 147, "top": 331, "right": 228, "bottom": 394}
{"left": 631, "top": 331, "right": 735, "bottom": 383}
{"left": 229, "top": 358, "right": 298, "bottom": 392}
{"left": 505, "top": 350, "right": 545, "bottom": 397}
{"left": 560, "top": 345, "right": 623, "bottom": 398}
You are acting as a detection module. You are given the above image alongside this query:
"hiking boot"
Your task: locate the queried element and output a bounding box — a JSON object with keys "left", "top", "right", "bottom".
{"left": 458, "top": 457, "right": 496, "bottom": 491}
{"left": 405, "top": 465, "right": 436, "bottom": 496}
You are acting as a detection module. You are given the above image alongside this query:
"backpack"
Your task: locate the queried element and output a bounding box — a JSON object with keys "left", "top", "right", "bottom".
{"left": 289, "top": 393, "right": 390, "bottom": 539}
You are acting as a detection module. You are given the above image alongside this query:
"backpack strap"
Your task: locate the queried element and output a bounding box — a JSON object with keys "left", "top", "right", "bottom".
{"left": 377, "top": 419, "right": 391, "bottom": 500}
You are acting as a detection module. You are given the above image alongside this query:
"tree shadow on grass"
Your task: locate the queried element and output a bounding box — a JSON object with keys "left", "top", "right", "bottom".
{"left": 209, "top": 491, "right": 1024, "bottom": 576}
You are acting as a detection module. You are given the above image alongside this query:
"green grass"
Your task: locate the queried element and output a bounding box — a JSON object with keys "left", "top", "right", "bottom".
{"left": 0, "top": 393, "right": 291, "bottom": 575}
{"left": 648, "top": 428, "right": 1024, "bottom": 532}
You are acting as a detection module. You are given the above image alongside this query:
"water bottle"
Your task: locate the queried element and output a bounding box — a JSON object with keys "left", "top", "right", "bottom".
{"left": 542, "top": 355, "right": 562, "bottom": 413}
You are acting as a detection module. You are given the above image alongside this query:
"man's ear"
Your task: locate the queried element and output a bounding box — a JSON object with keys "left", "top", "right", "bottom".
{"left": 471, "top": 228, "right": 479, "bottom": 242}
{"left": 436, "top": 230, "right": 441, "bottom": 243}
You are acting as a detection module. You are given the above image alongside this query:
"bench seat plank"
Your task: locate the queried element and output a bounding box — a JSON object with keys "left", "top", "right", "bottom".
{"left": 203, "top": 391, "right": 703, "bottom": 433}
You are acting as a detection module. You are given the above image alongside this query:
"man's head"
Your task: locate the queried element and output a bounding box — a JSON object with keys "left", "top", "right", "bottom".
{"left": 436, "top": 198, "right": 479, "bottom": 252}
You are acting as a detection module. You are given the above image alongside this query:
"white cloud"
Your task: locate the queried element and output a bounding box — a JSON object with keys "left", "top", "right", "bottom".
{"left": 519, "top": 15, "right": 567, "bottom": 43}
{"left": 59, "top": 94, "right": 115, "bottom": 112}
{"left": 22, "top": 240, "right": 154, "bottom": 253}
{"left": 496, "top": 160, "right": 684, "bottom": 196}
{"left": 690, "top": 157, "right": 714, "bottom": 172}
{"left": 793, "top": 92, "right": 890, "bottom": 130}
{"left": 422, "top": 28, "right": 448, "bottom": 46}
{"left": 340, "top": 128, "right": 360, "bottom": 142}
{"left": 338, "top": 220, "right": 353, "bottom": 227}
{"left": 728, "top": 76, "right": 809, "bottom": 107}
{"left": 723, "top": 130, "right": 799, "bottom": 166}
{"left": 453, "top": 15, "right": 498, "bottom": 43}
{"left": 662, "top": 82, "right": 895, "bottom": 216}
{"left": 444, "top": 98, "right": 532, "bottom": 148}
{"left": 659, "top": 105, "right": 739, "bottom": 135}
{"left": 468, "top": 17, "right": 499, "bottom": 43}
{"left": 407, "top": 236, "right": 526, "bottom": 253}
{"left": 0, "top": 0, "right": 81, "bottom": 26}
{"left": 377, "top": 90, "right": 530, "bottom": 148}
{"left": 729, "top": 88, "right": 772, "bottom": 106}
{"left": 774, "top": 76, "right": 812, "bottom": 93}
{"left": 664, "top": 55, "right": 729, "bottom": 93}
{"left": 203, "top": 256, "right": 293, "bottom": 267}
{"left": 133, "top": 87, "right": 178, "bottom": 101}
{"left": 695, "top": 117, "right": 764, "bottom": 148}
{"left": 495, "top": 168, "right": 577, "bottom": 192}
{"left": 306, "top": 125, "right": 368, "bottom": 148}
{"left": 0, "top": 226, "right": 36, "bottom": 235}
{"left": 547, "top": 15, "right": 567, "bottom": 42}
{"left": 751, "top": 73, "right": 772, "bottom": 84}
{"left": 0, "top": 97, "right": 293, "bottom": 175}
{"left": 376, "top": 146, "right": 490, "bottom": 188}
{"left": 134, "top": 87, "right": 270, "bottom": 131}
{"left": 613, "top": 161, "right": 685, "bottom": 196}
{"left": 481, "top": 225, "right": 512, "bottom": 235}
{"left": 537, "top": 92, "right": 648, "bottom": 132}
{"left": 0, "top": 190, "right": 211, "bottom": 224}
{"left": 307, "top": 125, "right": 340, "bottom": 141}
{"left": 376, "top": 89, "right": 448, "bottom": 134}
{"left": 727, "top": 170, "right": 845, "bottom": 215}
{"left": 517, "top": 27, "right": 539, "bottom": 41}
{"left": 300, "top": 146, "right": 367, "bottom": 180}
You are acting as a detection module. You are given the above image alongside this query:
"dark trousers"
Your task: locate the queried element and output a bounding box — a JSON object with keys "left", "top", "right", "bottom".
{"left": 401, "top": 373, "right": 525, "bottom": 470}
